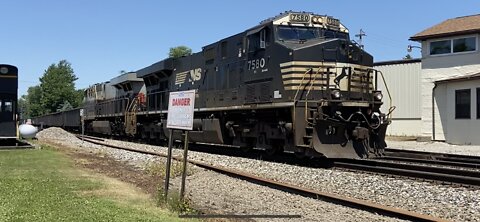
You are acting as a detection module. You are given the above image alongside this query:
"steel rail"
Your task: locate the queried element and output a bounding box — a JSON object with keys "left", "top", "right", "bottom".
{"left": 334, "top": 159, "right": 480, "bottom": 187}
{"left": 378, "top": 156, "right": 480, "bottom": 169}
{"left": 76, "top": 136, "right": 448, "bottom": 222}
{"left": 385, "top": 148, "right": 480, "bottom": 164}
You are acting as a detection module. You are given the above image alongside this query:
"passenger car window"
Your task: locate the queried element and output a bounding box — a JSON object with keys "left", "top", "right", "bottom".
{"left": 4, "top": 101, "right": 12, "bottom": 112}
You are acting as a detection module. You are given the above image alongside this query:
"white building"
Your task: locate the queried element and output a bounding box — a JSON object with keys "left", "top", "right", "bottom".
{"left": 410, "top": 14, "right": 480, "bottom": 144}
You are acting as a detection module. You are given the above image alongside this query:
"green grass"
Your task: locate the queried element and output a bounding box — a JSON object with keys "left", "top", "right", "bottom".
{"left": 0, "top": 149, "right": 191, "bottom": 222}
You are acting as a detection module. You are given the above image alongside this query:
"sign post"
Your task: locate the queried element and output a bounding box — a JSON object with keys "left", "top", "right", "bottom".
{"left": 180, "top": 130, "right": 189, "bottom": 200}
{"left": 80, "top": 109, "right": 84, "bottom": 143}
{"left": 164, "top": 129, "right": 174, "bottom": 200}
{"left": 164, "top": 90, "right": 195, "bottom": 200}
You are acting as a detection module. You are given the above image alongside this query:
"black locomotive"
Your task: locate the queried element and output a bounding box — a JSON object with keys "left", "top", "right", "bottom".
{"left": 0, "top": 64, "right": 18, "bottom": 141}
{"left": 34, "top": 12, "right": 391, "bottom": 159}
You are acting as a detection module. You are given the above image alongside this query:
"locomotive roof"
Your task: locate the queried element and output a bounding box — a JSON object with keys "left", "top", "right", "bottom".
{"left": 259, "top": 11, "right": 314, "bottom": 24}
{"left": 258, "top": 11, "right": 348, "bottom": 33}
{"left": 136, "top": 58, "right": 175, "bottom": 78}
{"left": 136, "top": 11, "right": 349, "bottom": 80}
{"left": 110, "top": 72, "right": 142, "bottom": 86}
{"left": 0, "top": 64, "right": 18, "bottom": 76}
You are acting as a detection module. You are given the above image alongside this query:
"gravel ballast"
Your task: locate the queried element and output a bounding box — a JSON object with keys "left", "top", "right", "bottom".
{"left": 37, "top": 128, "right": 479, "bottom": 221}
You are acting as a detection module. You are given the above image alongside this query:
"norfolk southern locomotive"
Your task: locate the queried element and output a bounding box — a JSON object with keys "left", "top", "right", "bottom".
{"left": 35, "top": 12, "right": 392, "bottom": 159}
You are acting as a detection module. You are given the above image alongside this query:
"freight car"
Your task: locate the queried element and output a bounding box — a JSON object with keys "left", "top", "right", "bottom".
{"left": 32, "top": 108, "right": 82, "bottom": 132}
{"left": 0, "top": 64, "right": 19, "bottom": 141}
{"left": 35, "top": 12, "right": 393, "bottom": 159}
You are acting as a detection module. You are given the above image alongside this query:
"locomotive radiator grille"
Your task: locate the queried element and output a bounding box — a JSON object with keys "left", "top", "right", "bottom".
{"left": 280, "top": 61, "right": 374, "bottom": 92}
{"left": 280, "top": 61, "right": 336, "bottom": 91}
{"left": 341, "top": 67, "right": 374, "bottom": 93}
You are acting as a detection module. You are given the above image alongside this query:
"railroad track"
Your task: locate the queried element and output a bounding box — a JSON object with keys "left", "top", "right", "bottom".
{"left": 334, "top": 159, "right": 480, "bottom": 187}
{"left": 382, "top": 148, "right": 480, "bottom": 169}
{"left": 75, "top": 135, "right": 447, "bottom": 222}
{"left": 79, "top": 134, "right": 480, "bottom": 187}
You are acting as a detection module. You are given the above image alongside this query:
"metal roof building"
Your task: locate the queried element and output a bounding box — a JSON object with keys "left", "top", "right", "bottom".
{"left": 374, "top": 59, "right": 422, "bottom": 137}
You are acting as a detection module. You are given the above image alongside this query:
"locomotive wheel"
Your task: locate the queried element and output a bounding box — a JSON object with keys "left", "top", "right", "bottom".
{"left": 294, "top": 151, "right": 306, "bottom": 159}
{"left": 240, "top": 146, "right": 253, "bottom": 153}
{"left": 265, "top": 147, "right": 278, "bottom": 156}
{"left": 240, "top": 137, "right": 256, "bottom": 153}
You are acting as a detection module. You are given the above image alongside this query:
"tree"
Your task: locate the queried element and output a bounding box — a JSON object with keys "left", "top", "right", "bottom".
{"left": 39, "top": 60, "right": 82, "bottom": 113}
{"left": 403, "top": 54, "right": 413, "bottom": 60}
{"left": 18, "top": 96, "right": 27, "bottom": 120}
{"left": 25, "top": 85, "right": 43, "bottom": 117}
{"left": 57, "top": 100, "right": 73, "bottom": 112}
{"left": 168, "top": 46, "right": 192, "bottom": 58}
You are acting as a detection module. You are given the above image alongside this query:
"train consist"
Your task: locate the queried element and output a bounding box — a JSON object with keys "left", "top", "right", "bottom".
{"left": 33, "top": 12, "right": 392, "bottom": 159}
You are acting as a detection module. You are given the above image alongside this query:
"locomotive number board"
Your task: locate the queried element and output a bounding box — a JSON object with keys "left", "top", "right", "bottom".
{"left": 289, "top": 13, "right": 310, "bottom": 23}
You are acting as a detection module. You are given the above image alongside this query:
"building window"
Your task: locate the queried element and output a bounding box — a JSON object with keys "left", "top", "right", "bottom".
{"left": 477, "top": 88, "right": 480, "bottom": 119}
{"left": 4, "top": 101, "right": 12, "bottom": 112}
{"left": 455, "top": 89, "right": 471, "bottom": 119}
{"left": 430, "top": 36, "right": 477, "bottom": 55}
{"left": 430, "top": 40, "right": 451, "bottom": 55}
{"left": 453, "top": 37, "right": 476, "bottom": 53}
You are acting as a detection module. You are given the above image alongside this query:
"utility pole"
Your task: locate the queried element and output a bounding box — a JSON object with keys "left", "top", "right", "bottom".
{"left": 355, "top": 29, "right": 366, "bottom": 49}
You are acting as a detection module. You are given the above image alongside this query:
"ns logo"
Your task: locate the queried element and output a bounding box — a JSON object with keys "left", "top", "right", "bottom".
{"left": 175, "top": 68, "right": 202, "bottom": 85}
{"left": 189, "top": 68, "right": 202, "bottom": 82}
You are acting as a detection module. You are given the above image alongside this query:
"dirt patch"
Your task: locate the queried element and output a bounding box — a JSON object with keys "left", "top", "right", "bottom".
{"left": 68, "top": 151, "right": 162, "bottom": 197}
{"left": 37, "top": 140, "right": 161, "bottom": 198}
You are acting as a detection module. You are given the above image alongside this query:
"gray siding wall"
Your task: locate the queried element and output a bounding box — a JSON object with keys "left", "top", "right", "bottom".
{"left": 374, "top": 61, "right": 422, "bottom": 136}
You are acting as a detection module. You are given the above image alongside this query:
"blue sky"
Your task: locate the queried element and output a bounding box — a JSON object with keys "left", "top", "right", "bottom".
{"left": 1, "top": 0, "right": 479, "bottom": 96}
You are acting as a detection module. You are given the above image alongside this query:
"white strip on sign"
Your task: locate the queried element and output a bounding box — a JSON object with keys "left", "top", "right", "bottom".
{"left": 166, "top": 90, "right": 196, "bottom": 130}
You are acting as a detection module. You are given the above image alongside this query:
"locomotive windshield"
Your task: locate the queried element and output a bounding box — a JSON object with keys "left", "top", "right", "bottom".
{"left": 276, "top": 26, "right": 349, "bottom": 41}
{"left": 277, "top": 26, "right": 319, "bottom": 41}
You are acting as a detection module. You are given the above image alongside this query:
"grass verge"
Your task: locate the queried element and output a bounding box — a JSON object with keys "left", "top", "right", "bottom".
{"left": 0, "top": 148, "right": 192, "bottom": 221}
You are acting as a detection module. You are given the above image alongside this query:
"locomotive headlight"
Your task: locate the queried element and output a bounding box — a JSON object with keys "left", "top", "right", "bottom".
{"left": 0, "top": 67, "right": 8, "bottom": 74}
{"left": 331, "top": 89, "right": 341, "bottom": 99}
{"left": 312, "top": 16, "right": 322, "bottom": 24}
{"left": 373, "top": 91, "right": 383, "bottom": 101}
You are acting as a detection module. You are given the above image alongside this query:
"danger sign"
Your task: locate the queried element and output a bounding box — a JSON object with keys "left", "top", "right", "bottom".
{"left": 166, "top": 90, "right": 196, "bottom": 130}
